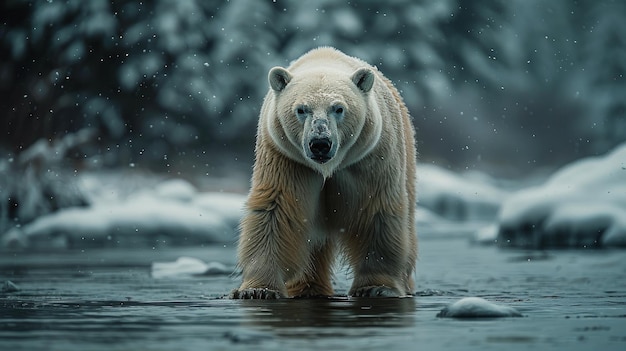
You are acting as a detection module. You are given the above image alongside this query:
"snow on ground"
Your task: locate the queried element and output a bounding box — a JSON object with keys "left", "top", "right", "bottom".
{"left": 437, "top": 297, "right": 522, "bottom": 318}
{"left": 6, "top": 150, "right": 624, "bottom": 251}
{"left": 416, "top": 164, "right": 515, "bottom": 238}
{"left": 1, "top": 178, "right": 246, "bottom": 249}
{"left": 417, "top": 164, "right": 509, "bottom": 222}
{"left": 1, "top": 163, "right": 510, "bottom": 250}
{"left": 483, "top": 143, "right": 626, "bottom": 248}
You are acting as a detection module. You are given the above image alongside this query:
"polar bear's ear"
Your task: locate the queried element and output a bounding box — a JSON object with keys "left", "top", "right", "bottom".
{"left": 351, "top": 67, "right": 375, "bottom": 93}
{"left": 269, "top": 67, "right": 292, "bottom": 92}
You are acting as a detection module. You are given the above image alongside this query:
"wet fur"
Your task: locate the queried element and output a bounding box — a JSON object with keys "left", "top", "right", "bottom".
{"left": 231, "top": 47, "right": 417, "bottom": 299}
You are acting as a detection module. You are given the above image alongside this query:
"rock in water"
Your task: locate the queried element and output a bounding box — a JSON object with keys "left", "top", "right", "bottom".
{"left": 437, "top": 297, "right": 522, "bottom": 318}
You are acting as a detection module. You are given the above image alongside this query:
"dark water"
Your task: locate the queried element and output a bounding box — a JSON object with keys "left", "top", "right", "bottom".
{"left": 1, "top": 237, "right": 625, "bottom": 351}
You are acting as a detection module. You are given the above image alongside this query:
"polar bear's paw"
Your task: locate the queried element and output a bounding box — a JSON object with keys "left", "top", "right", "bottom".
{"left": 229, "top": 288, "right": 285, "bottom": 299}
{"left": 350, "top": 285, "right": 402, "bottom": 298}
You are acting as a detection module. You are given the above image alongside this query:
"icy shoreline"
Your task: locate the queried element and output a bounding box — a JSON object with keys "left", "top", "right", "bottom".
{"left": 2, "top": 144, "right": 625, "bottom": 250}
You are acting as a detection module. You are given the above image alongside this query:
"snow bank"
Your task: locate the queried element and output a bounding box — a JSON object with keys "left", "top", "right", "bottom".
{"left": 418, "top": 164, "right": 508, "bottom": 222}
{"left": 437, "top": 297, "right": 522, "bottom": 318}
{"left": 194, "top": 192, "right": 246, "bottom": 228}
{"left": 495, "top": 144, "right": 626, "bottom": 248}
{"left": 1, "top": 179, "right": 247, "bottom": 250}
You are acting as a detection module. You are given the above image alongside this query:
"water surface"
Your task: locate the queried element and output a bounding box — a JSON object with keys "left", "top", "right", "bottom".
{"left": 1, "top": 237, "right": 625, "bottom": 350}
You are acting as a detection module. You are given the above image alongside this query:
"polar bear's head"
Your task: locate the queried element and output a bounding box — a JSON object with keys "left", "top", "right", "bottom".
{"left": 266, "top": 65, "right": 378, "bottom": 178}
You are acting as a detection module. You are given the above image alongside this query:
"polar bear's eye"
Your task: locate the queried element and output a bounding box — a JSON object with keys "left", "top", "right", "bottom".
{"left": 295, "top": 105, "right": 309, "bottom": 121}
{"left": 330, "top": 104, "right": 345, "bottom": 121}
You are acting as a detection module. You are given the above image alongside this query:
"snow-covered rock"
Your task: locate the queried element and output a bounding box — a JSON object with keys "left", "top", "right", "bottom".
{"left": 437, "top": 297, "right": 522, "bottom": 318}
{"left": 1, "top": 178, "right": 247, "bottom": 250}
{"left": 418, "top": 164, "right": 508, "bottom": 222}
{"left": 495, "top": 144, "right": 626, "bottom": 249}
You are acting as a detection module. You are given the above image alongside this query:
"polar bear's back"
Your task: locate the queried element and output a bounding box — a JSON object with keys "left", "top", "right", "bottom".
{"left": 287, "top": 47, "right": 373, "bottom": 75}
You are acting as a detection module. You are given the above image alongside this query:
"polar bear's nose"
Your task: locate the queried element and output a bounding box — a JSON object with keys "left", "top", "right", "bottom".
{"left": 309, "top": 138, "right": 332, "bottom": 158}
{"left": 311, "top": 118, "right": 330, "bottom": 136}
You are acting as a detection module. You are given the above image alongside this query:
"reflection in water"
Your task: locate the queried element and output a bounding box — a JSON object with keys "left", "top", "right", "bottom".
{"left": 238, "top": 297, "right": 416, "bottom": 337}
{"left": 1, "top": 297, "right": 417, "bottom": 348}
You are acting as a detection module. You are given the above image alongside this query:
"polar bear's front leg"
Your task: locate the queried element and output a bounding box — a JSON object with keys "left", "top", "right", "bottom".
{"left": 344, "top": 209, "right": 413, "bottom": 298}
{"left": 231, "top": 155, "right": 321, "bottom": 299}
{"left": 231, "top": 191, "right": 309, "bottom": 299}
{"left": 286, "top": 239, "right": 335, "bottom": 298}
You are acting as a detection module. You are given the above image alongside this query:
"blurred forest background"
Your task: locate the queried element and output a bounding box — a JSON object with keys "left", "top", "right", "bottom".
{"left": 1, "top": 0, "right": 625, "bottom": 180}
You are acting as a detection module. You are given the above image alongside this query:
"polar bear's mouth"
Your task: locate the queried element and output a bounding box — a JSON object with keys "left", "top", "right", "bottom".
{"left": 308, "top": 138, "right": 333, "bottom": 164}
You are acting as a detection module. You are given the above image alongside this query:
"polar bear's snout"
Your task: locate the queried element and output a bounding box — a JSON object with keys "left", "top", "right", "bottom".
{"left": 306, "top": 118, "right": 335, "bottom": 163}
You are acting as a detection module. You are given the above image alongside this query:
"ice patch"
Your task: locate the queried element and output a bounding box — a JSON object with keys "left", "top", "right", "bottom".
{"left": 437, "top": 297, "right": 522, "bottom": 318}
{"left": 151, "top": 257, "right": 231, "bottom": 279}
{"left": 496, "top": 143, "right": 626, "bottom": 249}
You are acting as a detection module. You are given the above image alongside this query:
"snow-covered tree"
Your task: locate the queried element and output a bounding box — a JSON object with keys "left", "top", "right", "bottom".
{"left": 0, "top": 0, "right": 276, "bottom": 164}
{"left": 0, "top": 130, "right": 92, "bottom": 235}
{"left": 1, "top": 0, "right": 623, "bottom": 176}
{"left": 579, "top": 0, "right": 626, "bottom": 151}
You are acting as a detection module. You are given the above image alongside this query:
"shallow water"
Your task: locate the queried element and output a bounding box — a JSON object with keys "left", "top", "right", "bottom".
{"left": 1, "top": 236, "right": 625, "bottom": 351}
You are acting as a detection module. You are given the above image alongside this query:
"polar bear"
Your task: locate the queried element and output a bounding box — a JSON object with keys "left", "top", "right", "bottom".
{"left": 231, "top": 47, "right": 417, "bottom": 299}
